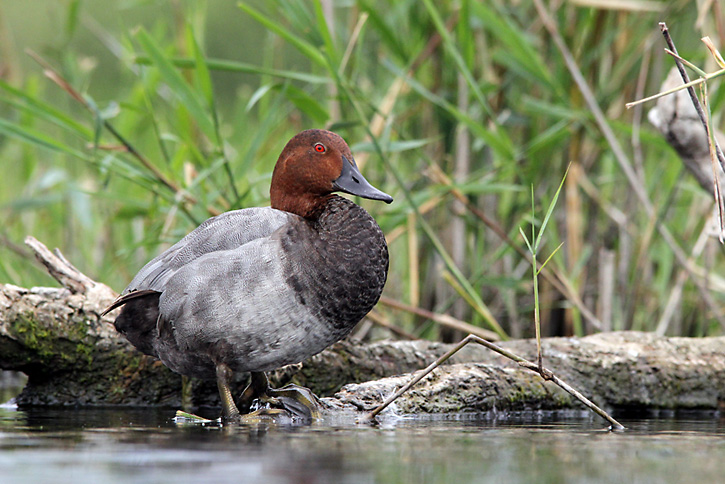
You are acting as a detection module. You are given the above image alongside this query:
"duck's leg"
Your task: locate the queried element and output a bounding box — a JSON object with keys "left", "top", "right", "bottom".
{"left": 238, "top": 371, "right": 321, "bottom": 419}
{"left": 216, "top": 363, "right": 241, "bottom": 420}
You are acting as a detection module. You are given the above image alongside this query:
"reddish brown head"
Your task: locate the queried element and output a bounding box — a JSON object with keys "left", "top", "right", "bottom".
{"left": 270, "top": 129, "right": 392, "bottom": 218}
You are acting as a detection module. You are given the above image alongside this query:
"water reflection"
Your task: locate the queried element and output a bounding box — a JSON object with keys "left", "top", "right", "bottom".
{"left": 0, "top": 406, "right": 723, "bottom": 484}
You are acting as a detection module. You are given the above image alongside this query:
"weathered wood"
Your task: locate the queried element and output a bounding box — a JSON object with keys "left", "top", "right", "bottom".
{"left": 2, "top": 238, "right": 724, "bottom": 414}
{"left": 0, "top": 278, "right": 451, "bottom": 407}
{"left": 331, "top": 333, "right": 725, "bottom": 414}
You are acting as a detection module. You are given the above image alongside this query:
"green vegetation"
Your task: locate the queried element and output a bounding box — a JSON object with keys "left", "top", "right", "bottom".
{"left": 1, "top": 1, "right": 723, "bottom": 339}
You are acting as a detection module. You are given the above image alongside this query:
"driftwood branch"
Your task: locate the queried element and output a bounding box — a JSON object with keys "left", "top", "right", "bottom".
{"left": 24, "top": 236, "right": 109, "bottom": 297}
{"left": 332, "top": 332, "right": 725, "bottom": 416}
{"left": 360, "top": 334, "right": 624, "bottom": 429}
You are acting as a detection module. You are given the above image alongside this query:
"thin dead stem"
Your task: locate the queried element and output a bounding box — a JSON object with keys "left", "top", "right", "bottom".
{"left": 658, "top": 24, "right": 725, "bottom": 239}
{"left": 360, "top": 333, "right": 625, "bottom": 430}
{"left": 365, "top": 310, "right": 418, "bottom": 340}
{"left": 378, "top": 296, "right": 500, "bottom": 341}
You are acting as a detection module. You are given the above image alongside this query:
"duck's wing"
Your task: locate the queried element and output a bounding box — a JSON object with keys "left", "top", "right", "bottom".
{"left": 101, "top": 207, "right": 294, "bottom": 316}
{"left": 103, "top": 208, "right": 295, "bottom": 357}
{"left": 124, "top": 207, "right": 294, "bottom": 295}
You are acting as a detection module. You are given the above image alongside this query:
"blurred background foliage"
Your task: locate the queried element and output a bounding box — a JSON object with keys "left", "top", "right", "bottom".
{"left": 1, "top": 0, "right": 724, "bottom": 341}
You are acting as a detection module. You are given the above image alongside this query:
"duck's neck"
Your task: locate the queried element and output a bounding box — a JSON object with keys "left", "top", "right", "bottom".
{"left": 270, "top": 188, "right": 334, "bottom": 220}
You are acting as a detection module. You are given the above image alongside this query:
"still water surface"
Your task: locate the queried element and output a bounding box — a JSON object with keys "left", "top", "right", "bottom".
{"left": 0, "top": 405, "right": 723, "bottom": 484}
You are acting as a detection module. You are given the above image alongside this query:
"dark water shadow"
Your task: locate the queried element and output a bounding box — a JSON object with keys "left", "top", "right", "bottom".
{"left": 0, "top": 405, "right": 723, "bottom": 484}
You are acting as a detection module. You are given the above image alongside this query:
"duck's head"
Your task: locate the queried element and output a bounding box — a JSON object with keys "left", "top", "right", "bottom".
{"left": 270, "top": 129, "right": 393, "bottom": 218}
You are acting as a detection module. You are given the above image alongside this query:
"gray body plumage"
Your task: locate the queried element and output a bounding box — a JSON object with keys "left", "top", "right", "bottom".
{"left": 124, "top": 207, "right": 293, "bottom": 293}
{"left": 113, "top": 196, "right": 389, "bottom": 380}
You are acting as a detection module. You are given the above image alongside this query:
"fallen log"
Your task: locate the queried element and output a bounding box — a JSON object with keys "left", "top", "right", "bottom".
{"left": 0, "top": 279, "right": 448, "bottom": 407}
{"left": 1, "top": 238, "right": 724, "bottom": 414}
{"left": 331, "top": 332, "right": 725, "bottom": 414}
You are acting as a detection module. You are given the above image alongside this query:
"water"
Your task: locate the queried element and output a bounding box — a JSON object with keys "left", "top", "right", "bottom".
{"left": 0, "top": 405, "right": 723, "bottom": 484}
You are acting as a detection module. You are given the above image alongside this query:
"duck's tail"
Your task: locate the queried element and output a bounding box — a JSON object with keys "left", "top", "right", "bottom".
{"left": 103, "top": 289, "right": 161, "bottom": 357}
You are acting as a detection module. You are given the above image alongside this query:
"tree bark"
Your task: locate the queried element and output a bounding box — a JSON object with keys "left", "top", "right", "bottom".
{"left": 2, "top": 238, "right": 724, "bottom": 414}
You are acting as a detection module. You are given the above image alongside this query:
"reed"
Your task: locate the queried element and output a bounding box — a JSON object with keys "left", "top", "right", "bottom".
{"left": 1, "top": 0, "right": 722, "bottom": 338}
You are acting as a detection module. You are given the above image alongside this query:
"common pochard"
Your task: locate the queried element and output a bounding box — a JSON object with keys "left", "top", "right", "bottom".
{"left": 103, "top": 129, "right": 392, "bottom": 420}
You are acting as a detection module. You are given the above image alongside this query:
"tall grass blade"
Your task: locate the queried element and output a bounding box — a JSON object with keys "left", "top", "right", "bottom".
{"left": 133, "top": 56, "right": 330, "bottom": 83}
{"left": 0, "top": 89, "right": 91, "bottom": 141}
{"left": 238, "top": 2, "right": 328, "bottom": 68}
{"left": 535, "top": 163, "right": 571, "bottom": 252}
{"left": 135, "top": 28, "right": 217, "bottom": 142}
{"left": 0, "top": 118, "right": 90, "bottom": 160}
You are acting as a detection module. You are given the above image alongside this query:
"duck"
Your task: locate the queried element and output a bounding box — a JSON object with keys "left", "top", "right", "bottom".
{"left": 102, "top": 129, "right": 393, "bottom": 420}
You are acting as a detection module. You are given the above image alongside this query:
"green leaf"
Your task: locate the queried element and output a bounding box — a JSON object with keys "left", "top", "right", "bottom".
{"left": 186, "top": 24, "right": 219, "bottom": 145}
{"left": 519, "top": 226, "right": 533, "bottom": 254}
{"left": 135, "top": 28, "right": 217, "bottom": 142}
{"left": 352, "top": 138, "right": 434, "bottom": 153}
{"left": 280, "top": 84, "right": 329, "bottom": 125}
{"left": 538, "top": 241, "right": 565, "bottom": 275}
{"left": 535, "top": 163, "right": 571, "bottom": 252}
{"left": 358, "top": 0, "right": 408, "bottom": 62}
{"left": 384, "top": 60, "right": 515, "bottom": 161}
{"left": 82, "top": 94, "right": 105, "bottom": 150}
{"left": 246, "top": 84, "right": 278, "bottom": 112}
{"left": 238, "top": 2, "right": 328, "bottom": 68}
{"left": 471, "top": 2, "right": 562, "bottom": 97}
{"left": 0, "top": 117, "right": 89, "bottom": 160}
{"left": 65, "top": 0, "right": 81, "bottom": 38}
{"left": 133, "top": 56, "right": 330, "bottom": 84}
{"left": 0, "top": 80, "right": 92, "bottom": 138}
{"left": 312, "top": 0, "right": 339, "bottom": 65}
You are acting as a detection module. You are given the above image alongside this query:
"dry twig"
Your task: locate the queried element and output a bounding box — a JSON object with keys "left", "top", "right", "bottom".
{"left": 378, "top": 296, "right": 500, "bottom": 341}
{"left": 360, "top": 333, "right": 625, "bottom": 430}
{"left": 659, "top": 24, "right": 725, "bottom": 239}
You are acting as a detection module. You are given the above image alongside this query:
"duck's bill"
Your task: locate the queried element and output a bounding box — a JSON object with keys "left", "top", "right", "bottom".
{"left": 333, "top": 155, "right": 393, "bottom": 204}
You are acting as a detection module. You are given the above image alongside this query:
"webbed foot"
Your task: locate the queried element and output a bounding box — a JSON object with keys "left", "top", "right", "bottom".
{"left": 216, "top": 366, "right": 320, "bottom": 422}
{"left": 240, "top": 372, "right": 321, "bottom": 420}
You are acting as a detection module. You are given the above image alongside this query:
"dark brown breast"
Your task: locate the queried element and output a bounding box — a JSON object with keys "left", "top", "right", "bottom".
{"left": 279, "top": 195, "right": 389, "bottom": 338}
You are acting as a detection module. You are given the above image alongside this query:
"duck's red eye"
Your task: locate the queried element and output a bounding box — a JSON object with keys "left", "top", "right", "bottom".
{"left": 314, "top": 143, "right": 326, "bottom": 153}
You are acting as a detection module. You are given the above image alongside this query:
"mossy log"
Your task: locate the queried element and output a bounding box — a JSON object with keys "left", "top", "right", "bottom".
{"left": 1, "top": 237, "right": 724, "bottom": 414}
{"left": 0, "top": 279, "right": 448, "bottom": 407}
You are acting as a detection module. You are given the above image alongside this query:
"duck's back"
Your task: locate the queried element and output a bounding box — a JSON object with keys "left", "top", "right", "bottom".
{"left": 125, "top": 207, "right": 295, "bottom": 294}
